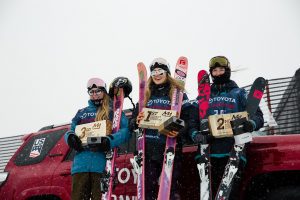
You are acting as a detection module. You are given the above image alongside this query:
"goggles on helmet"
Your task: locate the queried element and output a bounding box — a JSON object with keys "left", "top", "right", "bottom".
{"left": 209, "top": 56, "right": 230, "bottom": 69}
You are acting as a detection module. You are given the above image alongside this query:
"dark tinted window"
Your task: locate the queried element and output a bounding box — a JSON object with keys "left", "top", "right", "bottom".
{"left": 14, "top": 129, "right": 66, "bottom": 166}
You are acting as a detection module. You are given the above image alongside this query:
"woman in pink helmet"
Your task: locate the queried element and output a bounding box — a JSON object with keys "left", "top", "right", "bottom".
{"left": 64, "top": 77, "right": 131, "bottom": 200}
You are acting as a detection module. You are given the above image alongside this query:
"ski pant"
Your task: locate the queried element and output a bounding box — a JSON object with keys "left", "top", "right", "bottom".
{"left": 145, "top": 152, "right": 182, "bottom": 200}
{"left": 210, "top": 156, "right": 246, "bottom": 200}
{"left": 71, "top": 172, "right": 102, "bottom": 200}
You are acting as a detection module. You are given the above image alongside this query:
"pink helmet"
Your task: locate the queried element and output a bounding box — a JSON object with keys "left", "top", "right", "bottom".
{"left": 87, "top": 78, "right": 107, "bottom": 92}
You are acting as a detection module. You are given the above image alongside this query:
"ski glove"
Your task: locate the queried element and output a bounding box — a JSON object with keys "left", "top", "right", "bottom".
{"left": 129, "top": 103, "right": 139, "bottom": 132}
{"left": 98, "top": 137, "right": 111, "bottom": 152}
{"left": 129, "top": 118, "right": 138, "bottom": 132}
{"left": 242, "top": 120, "right": 256, "bottom": 132}
{"left": 67, "top": 134, "right": 83, "bottom": 152}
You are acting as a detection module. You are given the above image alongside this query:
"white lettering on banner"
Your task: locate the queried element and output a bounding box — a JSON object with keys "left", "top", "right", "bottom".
{"left": 118, "top": 168, "right": 130, "bottom": 184}
{"left": 112, "top": 195, "right": 137, "bottom": 200}
{"left": 110, "top": 168, "right": 139, "bottom": 200}
{"left": 115, "top": 167, "right": 138, "bottom": 184}
{"left": 209, "top": 97, "right": 236, "bottom": 103}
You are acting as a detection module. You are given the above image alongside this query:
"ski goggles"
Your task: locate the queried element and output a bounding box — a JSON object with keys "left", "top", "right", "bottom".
{"left": 209, "top": 56, "right": 230, "bottom": 69}
{"left": 88, "top": 88, "right": 104, "bottom": 96}
{"left": 150, "top": 69, "right": 167, "bottom": 77}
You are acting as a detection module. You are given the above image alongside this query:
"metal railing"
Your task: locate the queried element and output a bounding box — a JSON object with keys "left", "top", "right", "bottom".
{"left": 0, "top": 135, "right": 23, "bottom": 172}
{"left": 243, "top": 69, "right": 300, "bottom": 135}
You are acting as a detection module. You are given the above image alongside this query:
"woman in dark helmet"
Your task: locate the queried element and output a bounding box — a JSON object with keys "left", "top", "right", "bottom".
{"left": 189, "top": 56, "right": 264, "bottom": 199}
{"left": 64, "top": 77, "right": 131, "bottom": 200}
{"left": 131, "top": 58, "right": 190, "bottom": 200}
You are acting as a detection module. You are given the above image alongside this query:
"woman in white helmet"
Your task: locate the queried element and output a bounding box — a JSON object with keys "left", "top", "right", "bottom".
{"left": 64, "top": 77, "right": 131, "bottom": 200}
{"left": 132, "top": 58, "right": 191, "bottom": 200}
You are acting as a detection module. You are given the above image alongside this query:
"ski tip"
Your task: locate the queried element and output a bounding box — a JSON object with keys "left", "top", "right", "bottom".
{"left": 254, "top": 77, "right": 267, "bottom": 86}
{"left": 177, "top": 56, "right": 188, "bottom": 66}
{"left": 137, "top": 62, "right": 146, "bottom": 67}
{"left": 256, "top": 77, "right": 266, "bottom": 80}
{"left": 198, "top": 70, "right": 209, "bottom": 78}
{"left": 178, "top": 56, "right": 187, "bottom": 60}
{"left": 137, "top": 62, "right": 147, "bottom": 73}
{"left": 257, "top": 76, "right": 266, "bottom": 81}
{"left": 198, "top": 70, "right": 210, "bottom": 84}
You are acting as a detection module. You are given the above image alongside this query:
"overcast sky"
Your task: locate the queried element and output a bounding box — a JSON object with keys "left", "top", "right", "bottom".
{"left": 0, "top": 0, "right": 299, "bottom": 138}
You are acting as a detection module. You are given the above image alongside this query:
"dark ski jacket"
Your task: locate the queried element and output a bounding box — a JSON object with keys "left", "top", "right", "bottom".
{"left": 189, "top": 80, "right": 264, "bottom": 156}
{"left": 64, "top": 99, "right": 131, "bottom": 175}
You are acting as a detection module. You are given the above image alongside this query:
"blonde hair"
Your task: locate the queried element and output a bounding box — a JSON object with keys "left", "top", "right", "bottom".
{"left": 144, "top": 74, "right": 185, "bottom": 106}
{"left": 95, "top": 94, "right": 111, "bottom": 121}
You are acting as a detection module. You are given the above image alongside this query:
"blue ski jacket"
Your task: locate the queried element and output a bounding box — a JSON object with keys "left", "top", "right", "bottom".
{"left": 64, "top": 100, "right": 130, "bottom": 175}
{"left": 189, "top": 80, "right": 264, "bottom": 156}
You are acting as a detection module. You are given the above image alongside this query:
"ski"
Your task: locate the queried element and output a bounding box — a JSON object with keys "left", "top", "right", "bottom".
{"left": 215, "top": 77, "right": 266, "bottom": 200}
{"left": 102, "top": 87, "right": 125, "bottom": 200}
{"left": 157, "top": 56, "right": 188, "bottom": 200}
{"left": 195, "top": 70, "right": 212, "bottom": 200}
{"left": 130, "top": 62, "right": 147, "bottom": 200}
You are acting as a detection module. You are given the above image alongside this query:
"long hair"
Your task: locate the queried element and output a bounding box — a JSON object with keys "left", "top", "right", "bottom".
{"left": 95, "top": 94, "right": 110, "bottom": 121}
{"left": 144, "top": 74, "right": 185, "bottom": 106}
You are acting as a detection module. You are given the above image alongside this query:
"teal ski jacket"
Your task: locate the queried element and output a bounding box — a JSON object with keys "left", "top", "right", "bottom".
{"left": 64, "top": 100, "right": 130, "bottom": 175}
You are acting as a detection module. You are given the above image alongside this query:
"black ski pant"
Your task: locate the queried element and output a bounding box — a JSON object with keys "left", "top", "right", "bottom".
{"left": 71, "top": 172, "right": 102, "bottom": 200}
{"left": 145, "top": 153, "right": 182, "bottom": 200}
{"left": 210, "top": 156, "right": 246, "bottom": 200}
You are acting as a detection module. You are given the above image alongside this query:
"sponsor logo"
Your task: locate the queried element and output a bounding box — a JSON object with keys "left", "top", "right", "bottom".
{"left": 113, "top": 108, "right": 120, "bottom": 129}
{"left": 209, "top": 97, "right": 236, "bottom": 103}
{"left": 147, "top": 99, "right": 171, "bottom": 106}
{"left": 253, "top": 89, "right": 263, "bottom": 99}
{"left": 80, "top": 112, "right": 96, "bottom": 119}
{"left": 29, "top": 138, "right": 45, "bottom": 158}
{"left": 179, "top": 59, "right": 186, "bottom": 65}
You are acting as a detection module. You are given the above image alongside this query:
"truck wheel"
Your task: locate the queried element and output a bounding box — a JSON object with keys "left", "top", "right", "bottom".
{"left": 265, "top": 186, "right": 300, "bottom": 200}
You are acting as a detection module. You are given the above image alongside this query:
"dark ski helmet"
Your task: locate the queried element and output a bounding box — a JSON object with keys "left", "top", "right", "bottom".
{"left": 87, "top": 78, "right": 107, "bottom": 93}
{"left": 109, "top": 77, "right": 132, "bottom": 98}
{"left": 209, "top": 56, "right": 231, "bottom": 84}
{"left": 149, "top": 57, "right": 171, "bottom": 75}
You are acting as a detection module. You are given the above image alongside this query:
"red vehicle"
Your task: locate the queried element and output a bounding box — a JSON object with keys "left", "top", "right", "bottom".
{"left": 1, "top": 71, "right": 300, "bottom": 200}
